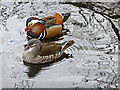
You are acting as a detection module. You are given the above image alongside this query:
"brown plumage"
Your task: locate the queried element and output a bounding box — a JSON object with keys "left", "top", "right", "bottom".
{"left": 25, "top": 12, "right": 71, "bottom": 40}
{"left": 22, "top": 38, "right": 74, "bottom": 64}
{"left": 38, "top": 43, "right": 62, "bottom": 56}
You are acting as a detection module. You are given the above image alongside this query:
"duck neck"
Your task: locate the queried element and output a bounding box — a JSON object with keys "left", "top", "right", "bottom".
{"left": 28, "top": 45, "right": 40, "bottom": 57}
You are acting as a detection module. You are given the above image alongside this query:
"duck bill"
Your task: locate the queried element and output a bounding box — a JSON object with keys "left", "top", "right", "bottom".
{"left": 25, "top": 27, "right": 29, "bottom": 31}
{"left": 25, "top": 46, "right": 29, "bottom": 50}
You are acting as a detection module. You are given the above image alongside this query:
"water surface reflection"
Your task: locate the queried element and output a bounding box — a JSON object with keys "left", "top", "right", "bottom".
{"left": 1, "top": 1, "right": 119, "bottom": 88}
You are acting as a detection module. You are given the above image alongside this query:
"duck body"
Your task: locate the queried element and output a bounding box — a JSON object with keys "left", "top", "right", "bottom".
{"left": 22, "top": 38, "right": 74, "bottom": 64}
{"left": 25, "top": 12, "right": 71, "bottom": 40}
{"left": 27, "top": 24, "right": 62, "bottom": 40}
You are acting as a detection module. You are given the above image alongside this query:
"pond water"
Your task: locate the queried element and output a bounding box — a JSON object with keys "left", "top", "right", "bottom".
{"left": 1, "top": 1, "right": 119, "bottom": 88}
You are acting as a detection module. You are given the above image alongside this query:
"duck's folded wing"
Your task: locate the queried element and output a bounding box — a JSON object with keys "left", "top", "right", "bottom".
{"left": 43, "top": 43, "right": 60, "bottom": 46}
{"left": 39, "top": 45, "right": 62, "bottom": 56}
{"left": 45, "top": 18, "right": 56, "bottom": 26}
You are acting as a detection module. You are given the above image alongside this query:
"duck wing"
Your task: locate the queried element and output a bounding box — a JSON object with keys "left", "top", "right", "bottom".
{"left": 43, "top": 42, "right": 60, "bottom": 46}
{"left": 45, "top": 18, "right": 56, "bottom": 26}
{"left": 38, "top": 44, "right": 62, "bottom": 56}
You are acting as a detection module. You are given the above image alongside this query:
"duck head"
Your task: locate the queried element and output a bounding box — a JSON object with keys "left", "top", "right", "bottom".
{"left": 23, "top": 39, "right": 43, "bottom": 63}
{"left": 26, "top": 17, "right": 38, "bottom": 27}
{"left": 25, "top": 38, "right": 42, "bottom": 51}
{"left": 25, "top": 18, "right": 46, "bottom": 35}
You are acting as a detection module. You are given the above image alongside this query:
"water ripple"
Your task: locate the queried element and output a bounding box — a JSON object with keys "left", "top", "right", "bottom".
{"left": 1, "top": 1, "right": 118, "bottom": 88}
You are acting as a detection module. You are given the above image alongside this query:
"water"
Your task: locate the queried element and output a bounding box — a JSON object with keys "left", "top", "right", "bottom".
{"left": 1, "top": 1, "right": 119, "bottom": 88}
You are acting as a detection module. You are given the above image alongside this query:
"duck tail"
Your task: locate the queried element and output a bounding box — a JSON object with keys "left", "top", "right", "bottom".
{"left": 61, "top": 40, "right": 74, "bottom": 52}
{"left": 62, "top": 12, "right": 71, "bottom": 22}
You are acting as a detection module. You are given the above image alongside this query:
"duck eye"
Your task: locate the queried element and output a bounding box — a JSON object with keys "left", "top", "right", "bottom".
{"left": 31, "top": 43, "right": 36, "bottom": 47}
{"left": 30, "top": 23, "right": 34, "bottom": 26}
{"left": 28, "top": 23, "right": 34, "bottom": 27}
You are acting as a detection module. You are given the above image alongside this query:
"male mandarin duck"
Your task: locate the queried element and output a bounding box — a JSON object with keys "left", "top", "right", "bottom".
{"left": 22, "top": 38, "right": 74, "bottom": 64}
{"left": 25, "top": 12, "right": 71, "bottom": 40}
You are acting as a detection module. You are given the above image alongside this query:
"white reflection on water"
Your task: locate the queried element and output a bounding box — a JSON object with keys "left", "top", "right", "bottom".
{"left": 1, "top": 1, "right": 118, "bottom": 88}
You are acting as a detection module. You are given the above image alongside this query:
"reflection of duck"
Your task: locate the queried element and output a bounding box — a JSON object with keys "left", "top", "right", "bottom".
{"left": 22, "top": 38, "right": 74, "bottom": 64}
{"left": 24, "top": 53, "right": 72, "bottom": 77}
{"left": 25, "top": 12, "right": 71, "bottom": 40}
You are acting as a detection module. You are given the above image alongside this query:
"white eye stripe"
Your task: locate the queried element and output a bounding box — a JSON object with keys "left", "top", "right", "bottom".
{"left": 28, "top": 20, "right": 44, "bottom": 25}
{"left": 31, "top": 44, "right": 36, "bottom": 47}
{"left": 28, "top": 20, "right": 37, "bottom": 26}
{"left": 29, "top": 20, "right": 39, "bottom": 24}
{"left": 30, "top": 23, "right": 34, "bottom": 25}
{"left": 28, "top": 22, "right": 34, "bottom": 27}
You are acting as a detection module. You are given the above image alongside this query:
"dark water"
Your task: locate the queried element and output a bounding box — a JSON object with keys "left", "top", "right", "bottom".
{"left": 1, "top": 1, "right": 119, "bottom": 88}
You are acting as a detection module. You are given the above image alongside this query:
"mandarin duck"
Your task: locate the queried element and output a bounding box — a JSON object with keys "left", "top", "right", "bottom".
{"left": 25, "top": 12, "right": 71, "bottom": 40}
{"left": 22, "top": 38, "right": 74, "bottom": 64}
